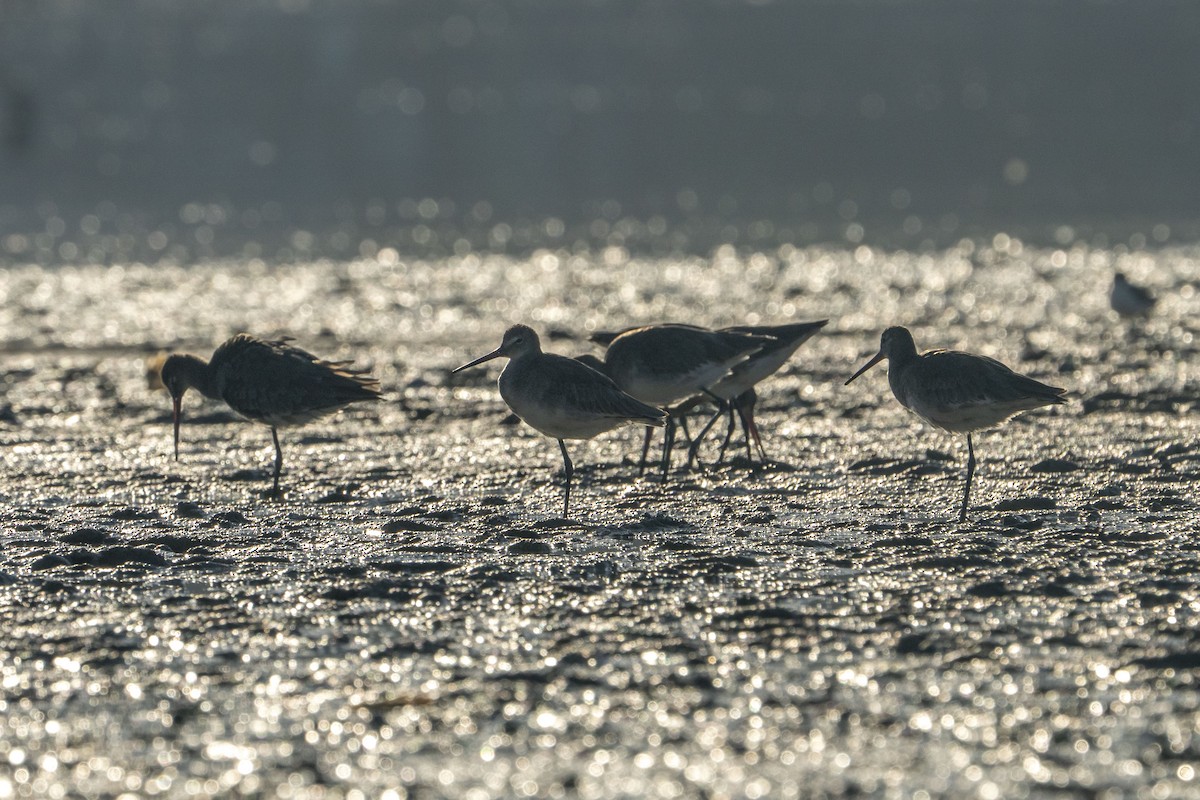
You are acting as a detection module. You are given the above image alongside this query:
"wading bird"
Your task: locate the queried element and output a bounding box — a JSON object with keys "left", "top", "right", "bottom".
{"left": 845, "top": 326, "right": 1066, "bottom": 522}
{"left": 687, "top": 320, "right": 828, "bottom": 466}
{"left": 1110, "top": 272, "right": 1156, "bottom": 319}
{"left": 590, "top": 321, "right": 826, "bottom": 468}
{"left": 160, "top": 334, "right": 381, "bottom": 496}
{"left": 453, "top": 324, "right": 666, "bottom": 518}
{"left": 595, "top": 324, "right": 768, "bottom": 481}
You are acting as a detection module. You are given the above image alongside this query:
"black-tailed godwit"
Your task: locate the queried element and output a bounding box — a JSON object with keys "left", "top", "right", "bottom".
{"left": 453, "top": 324, "right": 666, "bottom": 518}
{"left": 595, "top": 324, "right": 768, "bottom": 481}
{"left": 160, "top": 334, "right": 381, "bottom": 496}
{"left": 688, "top": 320, "right": 828, "bottom": 465}
{"left": 845, "top": 326, "right": 1067, "bottom": 522}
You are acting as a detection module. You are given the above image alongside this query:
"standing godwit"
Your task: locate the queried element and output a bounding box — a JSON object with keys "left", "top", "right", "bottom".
{"left": 845, "top": 326, "right": 1067, "bottom": 522}
{"left": 689, "top": 320, "right": 828, "bottom": 465}
{"left": 1110, "top": 272, "right": 1156, "bottom": 319}
{"left": 453, "top": 324, "right": 666, "bottom": 518}
{"left": 595, "top": 324, "right": 768, "bottom": 481}
{"left": 159, "top": 334, "right": 381, "bottom": 496}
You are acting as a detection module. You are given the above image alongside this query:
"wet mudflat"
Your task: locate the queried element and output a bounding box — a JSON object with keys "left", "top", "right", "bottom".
{"left": 1, "top": 241, "right": 1199, "bottom": 798}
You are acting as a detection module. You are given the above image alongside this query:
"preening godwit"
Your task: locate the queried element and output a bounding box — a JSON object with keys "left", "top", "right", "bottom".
{"left": 1110, "top": 272, "right": 1156, "bottom": 319}
{"left": 596, "top": 324, "right": 768, "bottom": 481}
{"left": 845, "top": 326, "right": 1067, "bottom": 522}
{"left": 453, "top": 324, "right": 666, "bottom": 518}
{"left": 160, "top": 334, "right": 381, "bottom": 496}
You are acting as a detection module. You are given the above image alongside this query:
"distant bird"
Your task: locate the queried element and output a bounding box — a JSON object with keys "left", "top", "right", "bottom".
{"left": 453, "top": 324, "right": 666, "bottom": 518}
{"left": 1110, "top": 272, "right": 1156, "bottom": 319}
{"left": 845, "top": 326, "right": 1067, "bottom": 522}
{"left": 593, "top": 324, "right": 768, "bottom": 481}
{"left": 688, "top": 320, "right": 828, "bottom": 465}
{"left": 160, "top": 334, "right": 381, "bottom": 496}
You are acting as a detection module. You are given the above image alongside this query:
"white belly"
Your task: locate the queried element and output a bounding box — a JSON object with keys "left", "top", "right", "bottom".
{"left": 510, "top": 399, "right": 626, "bottom": 440}
{"left": 902, "top": 392, "right": 1041, "bottom": 433}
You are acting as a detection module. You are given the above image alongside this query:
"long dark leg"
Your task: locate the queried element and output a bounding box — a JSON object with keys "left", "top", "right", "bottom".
{"left": 686, "top": 390, "right": 730, "bottom": 470}
{"left": 740, "top": 392, "right": 767, "bottom": 462}
{"left": 637, "top": 427, "right": 653, "bottom": 476}
{"left": 958, "top": 433, "right": 975, "bottom": 522}
{"left": 687, "top": 404, "right": 726, "bottom": 470}
{"left": 678, "top": 413, "right": 694, "bottom": 448}
{"left": 717, "top": 403, "right": 738, "bottom": 464}
{"left": 660, "top": 416, "right": 677, "bottom": 484}
{"left": 270, "top": 427, "right": 284, "bottom": 497}
{"left": 558, "top": 438, "right": 574, "bottom": 518}
{"left": 733, "top": 397, "right": 753, "bottom": 461}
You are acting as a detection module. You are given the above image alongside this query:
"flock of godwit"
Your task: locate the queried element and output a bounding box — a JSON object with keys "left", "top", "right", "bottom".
{"left": 161, "top": 271, "right": 1157, "bottom": 522}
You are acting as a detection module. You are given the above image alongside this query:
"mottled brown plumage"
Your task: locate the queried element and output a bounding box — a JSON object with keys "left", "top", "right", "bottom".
{"left": 160, "top": 334, "right": 381, "bottom": 495}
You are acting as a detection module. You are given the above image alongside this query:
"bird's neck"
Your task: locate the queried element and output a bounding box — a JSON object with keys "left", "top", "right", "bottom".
{"left": 174, "top": 354, "right": 220, "bottom": 399}
{"left": 888, "top": 340, "right": 920, "bottom": 372}
{"left": 890, "top": 350, "right": 917, "bottom": 372}
{"left": 507, "top": 346, "right": 541, "bottom": 370}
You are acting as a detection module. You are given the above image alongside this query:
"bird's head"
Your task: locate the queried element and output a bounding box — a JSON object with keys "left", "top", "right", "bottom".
{"left": 158, "top": 353, "right": 202, "bottom": 460}
{"left": 452, "top": 324, "right": 542, "bottom": 372}
{"left": 846, "top": 326, "right": 916, "bottom": 385}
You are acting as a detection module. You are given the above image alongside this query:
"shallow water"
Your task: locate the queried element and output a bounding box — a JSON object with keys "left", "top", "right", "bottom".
{"left": 1, "top": 241, "right": 1199, "bottom": 799}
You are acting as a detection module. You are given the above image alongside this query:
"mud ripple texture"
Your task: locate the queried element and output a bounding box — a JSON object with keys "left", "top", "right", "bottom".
{"left": 1, "top": 243, "right": 1199, "bottom": 799}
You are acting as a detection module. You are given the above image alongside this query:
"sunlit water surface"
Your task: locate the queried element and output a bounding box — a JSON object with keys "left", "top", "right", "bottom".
{"left": 1, "top": 240, "right": 1198, "bottom": 799}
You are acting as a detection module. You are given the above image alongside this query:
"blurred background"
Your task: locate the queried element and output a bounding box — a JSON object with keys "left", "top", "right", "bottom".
{"left": 2, "top": 0, "right": 1199, "bottom": 263}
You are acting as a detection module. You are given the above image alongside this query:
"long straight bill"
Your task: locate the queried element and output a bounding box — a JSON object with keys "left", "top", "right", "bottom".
{"left": 451, "top": 348, "right": 503, "bottom": 373}
{"left": 845, "top": 351, "right": 885, "bottom": 385}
